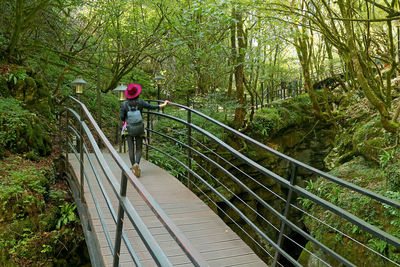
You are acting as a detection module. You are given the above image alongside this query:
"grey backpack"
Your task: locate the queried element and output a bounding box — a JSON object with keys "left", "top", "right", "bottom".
{"left": 125, "top": 101, "right": 144, "bottom": 136}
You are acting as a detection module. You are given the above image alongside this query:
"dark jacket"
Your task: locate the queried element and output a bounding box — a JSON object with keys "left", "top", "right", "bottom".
{"left": 120, "top": 99, "right": 159, "bottom": 122}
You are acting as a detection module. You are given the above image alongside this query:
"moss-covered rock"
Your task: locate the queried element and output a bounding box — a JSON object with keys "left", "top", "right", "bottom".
{"left": 6, "top": 67, "right": 53, "bottom": 119}
{"left": 352, "top": 117, "right": 392, "bottom": 163}
{"left": 250, "top": 94, "right": 313, "bottom": 140}
{"left": 0, "top": 97, "right": 51, "bottom": 156}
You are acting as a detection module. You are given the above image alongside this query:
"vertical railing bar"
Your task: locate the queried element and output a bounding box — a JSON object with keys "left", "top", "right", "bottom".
{"left": 115, "top": 124, "right": 119, "bottom": 149}
{"left": 113, "top": 171, "right": 128, "bottom": 267}
{"left": 187, "top": 95, "right": 192, "bottom": 189}
{"left": 79, "top": 105, "right": 85, "bottom": 203}
{"left": 283, "top": 86, "right": 286, "bottom": 99}
{"left": 118, "top": 122, "right": 122, "bottom": 153}
{"left": 123, "top": 135, "right": 127, "bottom": 153}
{"left": 146, "top": 100, "right": 151, "bottom": 160}
{"left": 66, "top": 109, "right": 69, "bottom": 162}
{"left": 272, "top": 162, "right": 297, "bottom": 267}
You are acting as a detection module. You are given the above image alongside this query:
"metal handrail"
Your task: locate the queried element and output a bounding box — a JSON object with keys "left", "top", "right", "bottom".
{"left": 63, "top": 96, "right": 207, "bottom": 267}
{"left": 144, "top": 100, "right": 400, "bottom": 266}
{"left": 165, "top": 102, "right": 400, "bottom": 210}
{"left": 65, "top": 106, "right": 171, "bottom": 266}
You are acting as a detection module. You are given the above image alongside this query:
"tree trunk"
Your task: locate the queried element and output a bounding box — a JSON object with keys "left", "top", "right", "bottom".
{"left": 8, "top": 0, "right": 23, "bottom": 58}
{"left": 295, "top": 28, "right": 322, "bottom": 119}
{"left": 338, "top": 0, "right": 398, "bottom": 132}
{"left": 228, "top": 7, "right": 236, "bottom": 99}
{"left": 233, "top": 7, "right": 245, "bottom": 128}
{"left": 7, "top": 0, "right": 51, "bottom": 59}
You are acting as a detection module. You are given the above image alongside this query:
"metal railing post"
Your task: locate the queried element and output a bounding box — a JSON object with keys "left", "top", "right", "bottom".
{"left": 272, "top": 162, "right": 297, "bottom": 266}
{"left": 255, "top": 92, "right": 258, "bottom": 110}
{"left": 113, "top": 171, "right": 128, "bottom": 267}
{"left": 187, "top": 95, "right": 192, "bottom": 188}
{"left": 79, "top": 105, "right": 85, "bottom": 203}
{"left": 146, "top": 101, "right": 151, "bottom": 160}
{"left": 261, "top": 82, "right": 264, "bottom": 107}
{"left": 115, "top": 123, "right": 119, "bottom": 147}
{"left": 97, "top": 66, "right": 102, "bottom": 148}
{"left": 119, "top": 121, "right": 122, "bottom": 153}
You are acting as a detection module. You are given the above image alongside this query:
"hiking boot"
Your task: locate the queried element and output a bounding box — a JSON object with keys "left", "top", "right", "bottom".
{"left": 133, "top": 163, "right": 141, "bottom": 178}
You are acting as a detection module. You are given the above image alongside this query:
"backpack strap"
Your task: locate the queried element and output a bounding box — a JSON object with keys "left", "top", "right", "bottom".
{"left": 126, "top": 100, "right": 140, "bottom": 112}
{"left": 124, "top": 101, "right": 130, "bottom": 112}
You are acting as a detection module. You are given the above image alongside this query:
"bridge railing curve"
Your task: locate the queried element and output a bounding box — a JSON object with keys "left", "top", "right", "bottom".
{"left": 62, "top": 96, "right": 207, "bottom": 267}
{"left": 143, "top": 99, "right": 400, "bottom": 267}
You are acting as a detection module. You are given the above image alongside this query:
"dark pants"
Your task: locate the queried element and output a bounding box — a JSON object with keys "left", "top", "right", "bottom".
{"left": 127, "top": 135, "right": 143, "bottom": 166}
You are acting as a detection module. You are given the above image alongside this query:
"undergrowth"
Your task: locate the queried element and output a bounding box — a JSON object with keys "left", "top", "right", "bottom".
{"left": 0, "top": 155, "right": 88, "bottom": 266}
{"left": 299, "top": 156, "right": 400, "bottom": 266}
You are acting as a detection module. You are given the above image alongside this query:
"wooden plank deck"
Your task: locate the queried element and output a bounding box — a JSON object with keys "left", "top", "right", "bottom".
{"left": 69, "top": 152, "right": 266, "bottom": 267}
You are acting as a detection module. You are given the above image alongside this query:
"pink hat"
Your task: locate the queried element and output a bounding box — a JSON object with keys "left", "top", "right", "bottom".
{"left": 124, "top": 83, "right": 142, "bottom": 99}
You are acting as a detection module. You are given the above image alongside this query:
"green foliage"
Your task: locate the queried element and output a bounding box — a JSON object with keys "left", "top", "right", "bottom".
{"left": 0, "top": 156, "right": 51, "bottom": 221}
{"left": 191, "top": 91, "right": 239, "bottom": 138}
{"left": 379, "top": 149, "right": 395, "bottom": 168}
{"left": 128, "top": 68, "right": 158, "bottom": 99}
{"left": 380, "top": 149, "right": 400, "bottom": 191}
{"left": 149, "top": 92, "right": 239, "bottom": 186}
{"left": 383, "top": 191, "right": 400, "bottom": 233}
{"left": 0, "top": 97, "right": 52, "bottom": 156}
{"left": 82, "top": 89, "right": 120, "bottom": 126}
{"left": 56, "top": 203, "right": 77, "bottom": 230}
{"left": 7, "top": 68, "right": 28, "bottom": 85}
{"left": 149, "top": 149, "right": 188, "bottom": 182}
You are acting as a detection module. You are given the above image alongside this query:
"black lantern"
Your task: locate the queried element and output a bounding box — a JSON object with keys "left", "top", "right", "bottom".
{"left": 154, "top": 75, "right": 164, "bottom": 100}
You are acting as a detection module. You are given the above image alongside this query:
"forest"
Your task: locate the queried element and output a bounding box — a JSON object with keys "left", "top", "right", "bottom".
{"left": 1, "top": 0, "right": 400, "bottom": 266}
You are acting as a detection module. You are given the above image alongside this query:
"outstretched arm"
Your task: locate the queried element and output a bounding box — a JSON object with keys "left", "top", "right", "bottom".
{"left": 140, "top": 99, "right": 169, "bottom": 110}
{"left": 159, "top": 100, "right": 169, "bottom": 109}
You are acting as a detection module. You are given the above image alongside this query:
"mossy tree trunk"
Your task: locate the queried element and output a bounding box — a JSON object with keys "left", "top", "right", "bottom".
{"left": 294, "top": 10, "right": 322, "bottom": 119}
{"left": 228, "top": 6, "right": 236, "bottom": 99}
{"left": 232, "top": 6, "right": 246, "bottom": 128}
{"left": 338, "top": 0, "right": 399, "bottom": 133}
{"left": 7, "top": 0, "right": 51, "bottom": 59}
{"left": 290, "top": 0, "right": 400, "bottom": 133}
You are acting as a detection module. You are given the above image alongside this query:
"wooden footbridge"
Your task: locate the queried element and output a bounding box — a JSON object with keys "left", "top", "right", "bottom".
{"left": 63, "top": 97, "right": 400, "bottom": 267}
{"left": 68, "top": 153, "right": 262, "bottom": 266}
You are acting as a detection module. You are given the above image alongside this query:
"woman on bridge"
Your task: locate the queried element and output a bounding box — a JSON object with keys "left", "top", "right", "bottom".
{"left": 120, "top": 83, "right": 168, "bottom": 177}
